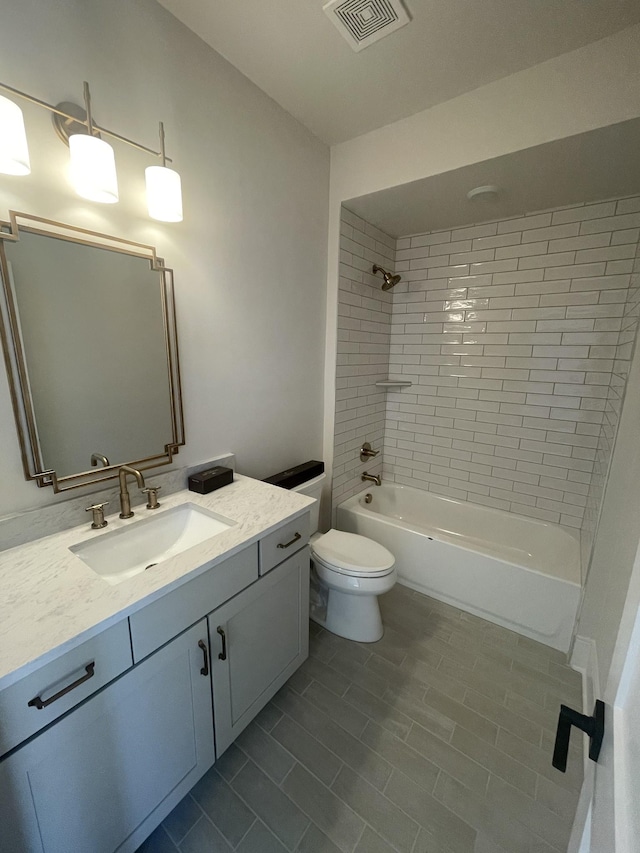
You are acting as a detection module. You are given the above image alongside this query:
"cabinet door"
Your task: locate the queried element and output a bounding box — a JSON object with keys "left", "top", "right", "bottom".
{"left": 210, "top": 547, "right": 309, "bottom": 755}
{"left": 0, "top": 620, "right": 214, "bottom": 853}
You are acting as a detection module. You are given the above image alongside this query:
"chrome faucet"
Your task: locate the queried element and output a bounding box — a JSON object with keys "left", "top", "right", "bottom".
{"left": 118, "top": 465, "right": 146, "bottom": 519}
{"left": 362, "top": 471, "right": 382, "bottom": 486}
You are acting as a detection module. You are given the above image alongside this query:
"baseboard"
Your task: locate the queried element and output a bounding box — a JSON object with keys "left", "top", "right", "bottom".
{"left": 570, "top": 635, "right": 600, "bottom": 773}
{"left": 571, "top": 635, "right": 600, "bottom": 711}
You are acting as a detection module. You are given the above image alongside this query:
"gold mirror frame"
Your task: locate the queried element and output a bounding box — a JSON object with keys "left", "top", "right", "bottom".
{"left": 0, "top": 211, "right": 185, "bottom": 492}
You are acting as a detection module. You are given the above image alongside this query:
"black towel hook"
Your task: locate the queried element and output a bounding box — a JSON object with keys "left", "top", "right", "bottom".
{"left": 552, "top": 700, "right": 605, "bottom": 773}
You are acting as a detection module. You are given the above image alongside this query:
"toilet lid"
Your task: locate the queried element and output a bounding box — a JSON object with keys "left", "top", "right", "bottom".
{"left": 311, "top": 529, "right": 395, "bottom": 576}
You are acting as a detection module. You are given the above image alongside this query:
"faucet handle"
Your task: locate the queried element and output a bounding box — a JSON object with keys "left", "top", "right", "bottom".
{"left": 85, "top": 502, "right": 109, "bottom": 530}
{"left": 360, "top": 442, "right": 380, "bottom": 462}
{"left": 142, "top": 486, "right": 161, "bottom": 510}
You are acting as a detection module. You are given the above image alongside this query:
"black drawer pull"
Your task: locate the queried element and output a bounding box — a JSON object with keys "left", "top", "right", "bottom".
{"left": 28, "top": 662, "right": 96, "bottom": 710}
{"left": 277, "top": 532, "right": 301, "bottom": 550}
{"left": 198, "top": 640, "right": 209, "bottom": 677}
{"left": 217, "top": 626, "right": 227, "bottom": 661}
{"left": 552, "top": 700, "right": 605, "bottom": 773}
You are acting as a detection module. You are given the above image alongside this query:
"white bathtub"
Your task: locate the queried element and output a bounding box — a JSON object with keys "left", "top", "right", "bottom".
{"left": 337, "top": 484, "right": 581, "bottom": 652}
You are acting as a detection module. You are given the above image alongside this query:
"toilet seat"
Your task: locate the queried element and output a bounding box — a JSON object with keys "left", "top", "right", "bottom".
{"left": 311, "top": 529, "right": 395, "bottom": 577}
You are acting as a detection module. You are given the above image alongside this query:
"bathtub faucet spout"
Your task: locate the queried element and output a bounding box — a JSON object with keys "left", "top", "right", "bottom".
{"left": 362, "top": 471, "right": 382, "bottom": 486}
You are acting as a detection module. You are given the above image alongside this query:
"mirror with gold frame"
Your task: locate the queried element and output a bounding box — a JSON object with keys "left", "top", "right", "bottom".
{"left": 0, "top": 212, "right": 184, "bottom": 492}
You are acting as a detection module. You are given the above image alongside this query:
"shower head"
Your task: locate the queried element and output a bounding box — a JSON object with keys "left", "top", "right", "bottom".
{"left": 372, "top": 264, "right": 401, "bottom": 291}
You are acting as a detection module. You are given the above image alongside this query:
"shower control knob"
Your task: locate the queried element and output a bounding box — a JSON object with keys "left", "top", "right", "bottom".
{"left": 360, "top": 442, "right": 380, "bottom": 462}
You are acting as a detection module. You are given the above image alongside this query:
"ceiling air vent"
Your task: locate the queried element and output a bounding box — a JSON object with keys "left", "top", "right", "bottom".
{"left": 323, "top": 0, "right": 411, "bottom": 52}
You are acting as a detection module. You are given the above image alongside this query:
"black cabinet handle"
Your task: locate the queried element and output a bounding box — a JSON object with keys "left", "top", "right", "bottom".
{"left": 28, "top": 662, "right": 95, "bottom": 710}
{"left": 198, "top": 640, "right": 209, "bottom": 677}
{"left": 553, "top": 700, "right": 605, "bottom": 772}
{"left": 277, "top": 532, "right": 301, "bottom": 550}
{"left": 217, "top": 626, "right": 227, "bottom": 661}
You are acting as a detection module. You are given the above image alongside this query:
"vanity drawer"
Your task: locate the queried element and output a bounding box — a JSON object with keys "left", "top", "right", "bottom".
{"left": 129, "top": 543, "right": 259, "bottom": 662}
{"left": 0, "top": 620, "right": 132, "bottom": 757}
{"left": 259, "top": 513, "right": 310, "bottom": 576}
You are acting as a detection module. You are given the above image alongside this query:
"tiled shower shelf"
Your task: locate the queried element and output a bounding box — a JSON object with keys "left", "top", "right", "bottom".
{"left": 375, "top": 380, "right": 413, "bottom": 388}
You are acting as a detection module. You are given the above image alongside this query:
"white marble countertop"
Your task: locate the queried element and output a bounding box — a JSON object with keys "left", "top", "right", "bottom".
{"left": 0, "top": 475, "right": 314, "bottom": 691}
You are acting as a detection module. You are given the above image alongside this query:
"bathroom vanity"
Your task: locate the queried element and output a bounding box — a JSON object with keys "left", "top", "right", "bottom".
{"left": 0, "top": 475, "right": 313, "bottom": 853}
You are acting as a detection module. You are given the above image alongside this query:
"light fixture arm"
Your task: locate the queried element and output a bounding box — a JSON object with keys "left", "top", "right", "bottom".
{"left": 0, "top": 79, "right": 172, "bottom": 163}
{"left": 159, "top": 121, "right": 166, "bottom": 167}
{"left": 83, "top": 81, "right": 94, "bottom": 137}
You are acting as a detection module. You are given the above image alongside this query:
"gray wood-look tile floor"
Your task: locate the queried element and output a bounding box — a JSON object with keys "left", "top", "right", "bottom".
{"left": 137, "top": 585, "right": 583, "bottom": 853}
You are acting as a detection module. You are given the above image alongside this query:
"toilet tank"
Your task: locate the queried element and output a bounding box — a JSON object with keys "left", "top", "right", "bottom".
{"left": 263, "top": 461, "right": 325, "bottom": 535}
{"left": 291, "top": 473, "right": 325, "bottom": 535}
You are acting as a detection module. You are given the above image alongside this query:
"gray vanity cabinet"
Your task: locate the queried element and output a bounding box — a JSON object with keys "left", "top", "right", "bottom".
{"left": 0, "top": 509, "right": 312, "bottom": 852}
{"left": 211, "top": 547, "right": 310, "bottom": 755}
{"left": 0, "top": 620, "right": 214, "bottom": 853}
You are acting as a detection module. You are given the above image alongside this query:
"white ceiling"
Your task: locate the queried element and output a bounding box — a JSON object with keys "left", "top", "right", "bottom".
{"left": 344, "top": 119, "right": 640, "bottom": 237}
{"left": 156, "top": 0, "right": 640, "bottom": 144}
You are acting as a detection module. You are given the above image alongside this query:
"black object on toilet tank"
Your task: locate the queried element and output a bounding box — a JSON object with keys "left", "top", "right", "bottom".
{"left": 263, "top": 460, "right": 324, "bottom": 490}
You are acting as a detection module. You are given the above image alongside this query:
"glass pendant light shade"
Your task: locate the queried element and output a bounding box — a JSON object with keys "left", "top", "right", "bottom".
{"left": 0, "top": 94, "right": 31, "bottom": 175}
{"left": 69, "top": 133, "right": 118, "bottom": 203}
{"left": 145, "top": 165, "right": 183, "bottom": 222}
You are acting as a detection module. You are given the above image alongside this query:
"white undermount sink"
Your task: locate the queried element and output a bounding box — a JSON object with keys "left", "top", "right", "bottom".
{"left": 70, "top": 503, "right": 236, "bottom": 585}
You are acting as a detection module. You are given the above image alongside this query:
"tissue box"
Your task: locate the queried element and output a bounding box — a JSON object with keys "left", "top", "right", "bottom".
{"left": 188, "top": 466, "right": 234, "bottom": 494}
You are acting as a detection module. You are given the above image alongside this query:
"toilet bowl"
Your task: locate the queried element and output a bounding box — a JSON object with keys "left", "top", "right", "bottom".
{"left": 287, "top": 470, "right": 396, "bottom": 643}
{"left": 310, "top": 529, "right": 396, "bottom": 642}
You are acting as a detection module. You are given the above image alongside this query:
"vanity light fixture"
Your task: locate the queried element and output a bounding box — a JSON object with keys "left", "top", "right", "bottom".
{"left": 145, "top": 122, "right": 183, "bottom": 222}
{"left": 0, "top": 94, "right": 31, "bottom": 176}
{"left": 0, "top": 80, "right": 183, "bottom": 220}
{"left": 68, "top": 83, "right": 118, "bottom": 204}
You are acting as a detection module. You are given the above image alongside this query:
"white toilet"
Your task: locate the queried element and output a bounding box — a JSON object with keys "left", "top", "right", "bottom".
{"left": 292, "top": 473, "right": 396, "bottom": 643}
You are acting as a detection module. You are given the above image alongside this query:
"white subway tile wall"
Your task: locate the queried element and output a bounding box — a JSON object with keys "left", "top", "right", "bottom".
{"left": 334, "top": 200, "right": 640, "bottom": 575}
{"left": 581, "top": 239, "right": 640, "bottom": 571}
{"left": 333, "top": 209, "right": 395, "bottom": 508}
{"left": 384, "top": 198, "right": 640, "bottom": 552}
